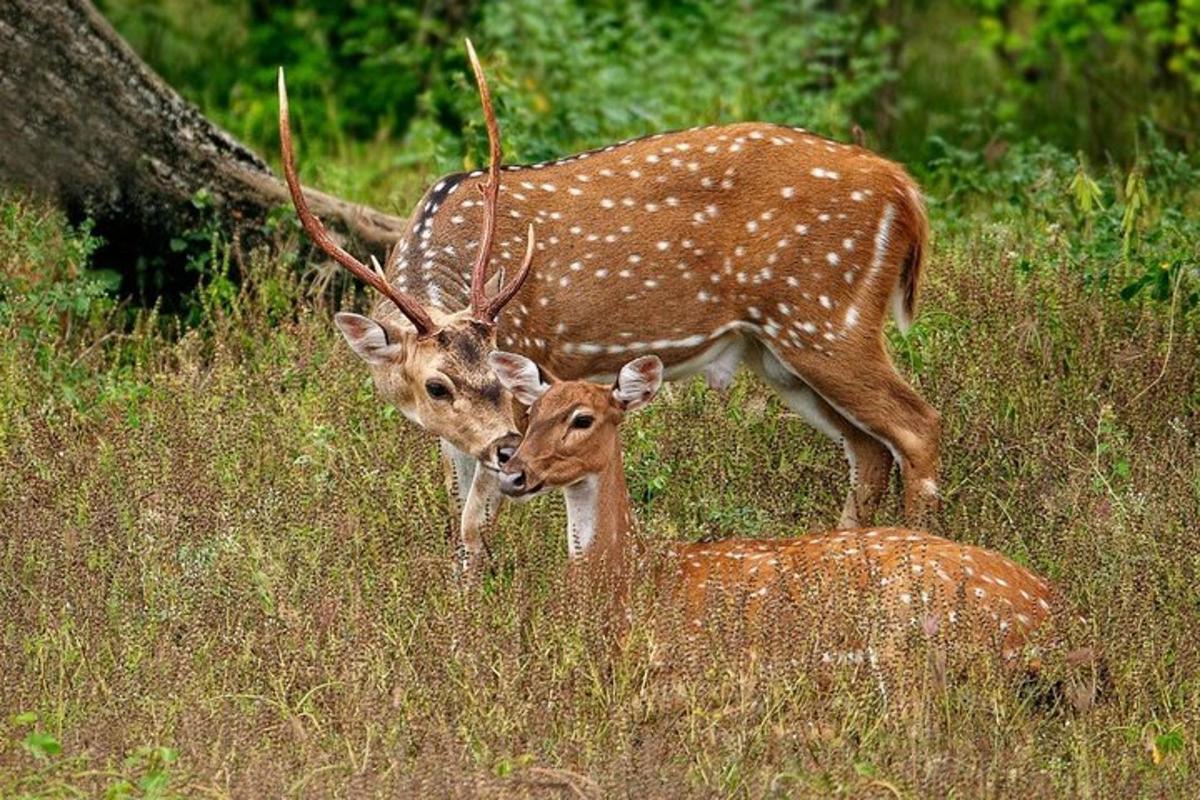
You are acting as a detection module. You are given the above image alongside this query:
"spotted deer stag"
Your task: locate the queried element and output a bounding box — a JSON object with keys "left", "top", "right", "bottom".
{"left": 279, "top": 44, "right": 535, "bottom": 570}
{"left": 281, "top": 42, "right": 938, "bottom": 571}
{"left": 490, "top": 352, "right": 1097, "bottom": 699}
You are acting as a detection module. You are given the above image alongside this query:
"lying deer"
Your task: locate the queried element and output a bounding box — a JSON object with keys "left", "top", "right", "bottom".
{"left": 489, "top": 351, "right": 1098, "bottom": 701}
{"left": 279, "top": 42, "right": 938, "bottom": 570}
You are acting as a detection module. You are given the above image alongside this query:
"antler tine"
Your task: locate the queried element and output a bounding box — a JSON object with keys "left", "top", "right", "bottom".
{"left": 278, "top": 68, "right": 436, "bottom": 337}
{"left": 464, "top": 39, "right": 505, "bottom": 322}
{"left": 484, "top": 223, "right": 537, "bottom": 321}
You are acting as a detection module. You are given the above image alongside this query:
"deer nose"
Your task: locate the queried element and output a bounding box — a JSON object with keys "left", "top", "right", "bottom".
{"left": 499, "top": 468, "right": 527, "bottom": 496}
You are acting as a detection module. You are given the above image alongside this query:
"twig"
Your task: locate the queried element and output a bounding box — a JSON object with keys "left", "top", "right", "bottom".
{"left": 70, "top": 330, "right": 121, "bottom": 367}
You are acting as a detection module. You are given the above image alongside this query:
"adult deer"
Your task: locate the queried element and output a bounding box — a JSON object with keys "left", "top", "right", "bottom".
{"left": 490, "top": 351, "right": 1098, "bottom": 702}
{"left": 280, "top": 42, "right": 938, "bottom": 570}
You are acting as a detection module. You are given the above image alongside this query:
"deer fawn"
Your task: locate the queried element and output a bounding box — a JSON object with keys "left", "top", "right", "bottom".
{"left": 280, "top": 41, "right": 938, "bottom": 570}
{"left": 490, "top": 351, "right": 1097, "bottom": 700}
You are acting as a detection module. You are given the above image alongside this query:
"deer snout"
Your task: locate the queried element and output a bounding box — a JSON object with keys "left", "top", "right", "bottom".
{"left": 499, "top": 467, "right": 528, "bottom": 497}
{"left": 498, "top": 454, "right": 542, "bottom": 499}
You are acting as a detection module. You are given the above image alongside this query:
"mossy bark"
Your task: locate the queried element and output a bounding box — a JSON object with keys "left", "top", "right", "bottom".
{"left": 0, "top": 0, "right": 406, "bottom": 261}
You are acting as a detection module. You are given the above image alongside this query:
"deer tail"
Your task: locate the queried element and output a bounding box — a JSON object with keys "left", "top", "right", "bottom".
{"left": 890, "top": 182, "right": 929, "bottom": 334}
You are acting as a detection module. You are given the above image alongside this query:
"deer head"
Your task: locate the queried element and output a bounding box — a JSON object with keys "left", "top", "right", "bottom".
{"left": 489, "top": 351, "right": 662, "bottom": 498}
{"left": 278, "top": 41, "right": 534, "bottom": 468}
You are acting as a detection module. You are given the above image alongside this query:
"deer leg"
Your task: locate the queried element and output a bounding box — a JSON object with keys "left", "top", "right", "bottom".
{"left": 751, "top": 346, "right": 894, "bottom": 528}
{"left": 441, "top": 439, "right": 501, "bottom": 574}
{"left": 440, "top": 438, "right": 477, "bottom": 523}
{"left": 787, "top": 345, "right": 941, "bottom": 525}
{"left": 701, "top": 335, "right": 747, "bottom": 391}
{"left": 458, "top": 466, "right": 503, "bottom": 574}
{"left": 836, "top": 418, "right": 894, "bottom": 529}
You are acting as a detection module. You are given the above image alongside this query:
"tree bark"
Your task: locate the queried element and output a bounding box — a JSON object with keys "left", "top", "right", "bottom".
{"left": 0, "top": 0, "right": 406, "bottom": 264}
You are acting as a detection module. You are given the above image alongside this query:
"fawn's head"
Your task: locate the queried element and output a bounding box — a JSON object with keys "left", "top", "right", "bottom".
{"left": 489, "top": 352, "right": 663, "bottom": 497}
{"left": 280, "top": 42, "right": 533, "bottom": 468}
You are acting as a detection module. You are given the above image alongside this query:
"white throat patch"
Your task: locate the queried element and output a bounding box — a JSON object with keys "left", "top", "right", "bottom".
{"left": 562, "top": 474, "right": 600, "bottom": 559}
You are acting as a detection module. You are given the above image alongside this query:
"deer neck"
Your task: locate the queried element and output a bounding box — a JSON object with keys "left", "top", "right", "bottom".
{"left": 563, "top": 453, "right": 634, "bottom": 568}
{"left": 395, "top": 258, "right": 468, "bottom": 314}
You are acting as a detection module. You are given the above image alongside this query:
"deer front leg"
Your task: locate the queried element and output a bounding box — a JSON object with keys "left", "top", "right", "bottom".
{"left": 441, "top": 438, "right": 477, "bottom": 523}
{"left": 441, "top": 439, "right": 491, "bottom": 573}
{"left": 458, "top": 466, "right": 504, "bottom": 574}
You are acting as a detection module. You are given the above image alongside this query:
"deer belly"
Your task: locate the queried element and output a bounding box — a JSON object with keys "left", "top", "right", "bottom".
{"left": 661, "top": 333, "right": 747, "bottom": 388}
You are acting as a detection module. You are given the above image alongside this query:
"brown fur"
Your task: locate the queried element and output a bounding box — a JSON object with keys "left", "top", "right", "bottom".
{"left": 390, "top": 122, "right": 939, "bottom": 524}
{"left": 497, "top": 356, "right": 1089, "bottom": 688}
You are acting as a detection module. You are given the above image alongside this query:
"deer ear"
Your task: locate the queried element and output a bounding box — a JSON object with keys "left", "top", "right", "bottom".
{"left": 489, "top": 351, "right": 550, "bottom": 406}
{"left": 334, "top": 312, "right": 405, "bottom": 366}
{"left": 612, "top": 355, "right": 663, "bottom": 411}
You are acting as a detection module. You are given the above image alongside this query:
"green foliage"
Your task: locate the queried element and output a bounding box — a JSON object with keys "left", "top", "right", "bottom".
{"left": 4, "top": 713, "right": 183, "bottom": 798}
{"left": 921, "top": 120, "right": 1200, "bottom": 315}
{"left": 456, "top": 0, "right": 892, "bottom": 168}
{"left": 100, "top": 0, "right": 1200, "bottom": 175}
{"left": 0, "top": 194, "right": 125, "bottom": 413}
{"left": 963, "top": 0, "right": 1200, "bottom": 155}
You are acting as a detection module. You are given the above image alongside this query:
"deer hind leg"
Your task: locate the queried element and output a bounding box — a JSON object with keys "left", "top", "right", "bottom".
{"left": 749, "top": 344, "right": 894, "bottom": 528}
{"left": 786, "top": 343, "right": 941, "bottom": 525}
{"left": 837, "top": 421, "right": 894, "bottom": 529}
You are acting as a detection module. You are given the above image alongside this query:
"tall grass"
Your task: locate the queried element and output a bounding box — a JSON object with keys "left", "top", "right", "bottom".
{"left": 1, "top": 137, "right": 1198, "bottom": 797}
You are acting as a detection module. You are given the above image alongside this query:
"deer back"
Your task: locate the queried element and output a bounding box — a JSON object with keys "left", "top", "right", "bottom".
{"left": 388, "top": 123, "right": 927, "bottom": 379}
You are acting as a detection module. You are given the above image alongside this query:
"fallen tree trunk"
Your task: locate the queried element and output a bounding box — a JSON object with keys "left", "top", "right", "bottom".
{"left": 0, "top": 0, "right": 406, "bottom": 269}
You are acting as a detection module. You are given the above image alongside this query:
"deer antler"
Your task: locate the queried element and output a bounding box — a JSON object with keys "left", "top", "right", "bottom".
{"left": 482, "top": 223, "right": 536, "bottom": 321}
{"left": 464, "top": 39, "right": 536, "bottom": 324}
{"left": 278, "top": 68, "right": 436, "bottom": 338}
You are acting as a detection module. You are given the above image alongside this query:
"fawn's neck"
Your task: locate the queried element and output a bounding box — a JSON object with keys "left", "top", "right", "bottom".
{"left": 563, "top": 454, "right": 635, "bottom": 567}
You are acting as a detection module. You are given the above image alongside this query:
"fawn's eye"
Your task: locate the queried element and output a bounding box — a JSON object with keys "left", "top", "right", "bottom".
{"left": 425, "top": 380, "right": 452, "bottom": 400}
{"left": 571, "top": 414, "right": 594, "bottom": 430}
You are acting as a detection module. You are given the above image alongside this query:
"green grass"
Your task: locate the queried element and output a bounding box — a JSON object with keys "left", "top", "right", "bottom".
{"left": 1, "top": 149, "right": 1198, "bottom": 798}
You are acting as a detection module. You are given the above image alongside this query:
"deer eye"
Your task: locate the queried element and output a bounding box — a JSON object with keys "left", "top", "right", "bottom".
{"left": 425, "top": 379, "right": 452, "bottom": 401}
{"left": 571, "top": 414, "right": 594, "bottom": 430}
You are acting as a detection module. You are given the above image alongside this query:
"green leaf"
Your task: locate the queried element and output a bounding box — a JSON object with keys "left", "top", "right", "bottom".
{"left": 1121, "top": 166, "right": 1149, "bottom": 257}
{"left": 23, "top": 730, "right": 62, "bottom": 759}
{"left": 104, "top": 779, "right": 136, "bottom": 800}
{"left": 1069, "top": 153, "right": 1104, "bottom": 215}
{"left": 138, "top": 770, "right": 169, "bottom": 794}
{"left": 1120, "top": 275, "right": 1150, "bottom": 301}
{"left": 1156, "top": 730, "right": 1185, "bottom": 755}
{"left": 191, "top": 187, "right": 213, "bottom": 209}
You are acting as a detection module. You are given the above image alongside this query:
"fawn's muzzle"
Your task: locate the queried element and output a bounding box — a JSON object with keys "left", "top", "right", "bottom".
{"left": 499, "top": 462, "right": 542, "bottom": 497}
{"left": 499, "top": 469, "right": 526, "bottom": 495}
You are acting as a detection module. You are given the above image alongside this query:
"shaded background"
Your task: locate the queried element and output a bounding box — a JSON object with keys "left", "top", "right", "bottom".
{"left": 99, "top": 0, "right": 1200, "bottom": 203}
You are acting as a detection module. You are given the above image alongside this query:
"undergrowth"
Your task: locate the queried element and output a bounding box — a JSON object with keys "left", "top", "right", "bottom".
{"left": 1, "top": 133, "right": 1197, "bottom": 797}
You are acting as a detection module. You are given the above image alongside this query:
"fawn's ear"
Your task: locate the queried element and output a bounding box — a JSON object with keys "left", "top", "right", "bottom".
{"left": 489, "top": 351, "right": 551, "bottom": 406}
{"left": 612, "top": 355, "right": 663, "bottom": 411}
{"left": 334, "top": 312, "right": 407, "bottom": 366}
